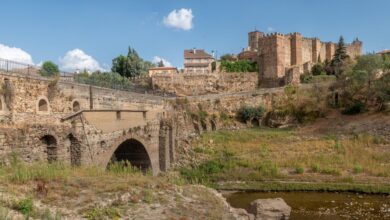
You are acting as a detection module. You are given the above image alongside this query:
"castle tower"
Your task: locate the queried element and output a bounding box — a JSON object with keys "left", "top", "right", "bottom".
{"left": 290, "top": 32, "right": 303, "bottom": 66}
{"left": 312, "top": 38, "right": 321, "bottom": 63}
{"left": 258, "top": 33, "right": 286, "bottom": 87}
{"left": 248, "top": 31, "right": 264, "bottom": 51}
{"left": 326, "top": 42, "right": 336, "bottom": 61}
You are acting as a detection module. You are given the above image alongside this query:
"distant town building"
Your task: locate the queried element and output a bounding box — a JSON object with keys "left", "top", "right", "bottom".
{"left": 377, "top": 49, "right": 390, "bottom": 57}
{"left": 239, "top": 30, "right": 363, "bottom": 87}
{"left": 148, "top": 67, "right": 178, "bottom": 77}
{"left": 184, "top": 49, "right": 215, "bottom": 73}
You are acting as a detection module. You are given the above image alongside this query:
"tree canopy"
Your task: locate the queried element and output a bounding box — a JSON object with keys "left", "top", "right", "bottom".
{"left": 111, "top": 47, "right": 155, "bottom": 77}
{"left": 330, "top": 36, "right": 350, "bottom": 76}
{"left": 220, "top": 60, "right": 258, "bottom": 72}
{"left": 39, "top": 61, "right": 60, "bottom": 77}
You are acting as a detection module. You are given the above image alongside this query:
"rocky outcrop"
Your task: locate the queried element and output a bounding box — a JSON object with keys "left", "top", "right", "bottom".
{"left": 264, "top": 111, "right": 295, "bottom": 128}
{"left": 249, "top": 198, "right": 291, "bottom": 220}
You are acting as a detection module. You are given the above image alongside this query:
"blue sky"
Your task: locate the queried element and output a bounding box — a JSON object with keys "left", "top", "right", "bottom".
{"left": 0, "top": 0, "right": 389, "bottom": 71}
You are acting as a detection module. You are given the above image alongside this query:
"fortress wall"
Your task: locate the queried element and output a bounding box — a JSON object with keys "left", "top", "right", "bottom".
{"left": 320, "top": 42, "right": 327, "bottom": 61}
{"left": 151, "top": 72, "right": 258, "bottom": 96}
{"left": 302, "top": 38, "right": 313, "bottom": 64}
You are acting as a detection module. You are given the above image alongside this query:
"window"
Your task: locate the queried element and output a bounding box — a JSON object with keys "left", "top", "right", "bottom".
{"left": 73, "top": 101, "right": 80, "bottom": 112}
{"left": 38, "top": 99, "right": 48, "bottom": 112}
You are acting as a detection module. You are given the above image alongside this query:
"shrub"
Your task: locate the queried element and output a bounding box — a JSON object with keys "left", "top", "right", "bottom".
{"left": 311, "top": 63, "right": 325, "bottom": 76}
{"left": 311, "top": 164, "right": 321, "bottom": 172}
{"left": 342, "top": 101, "right": 365, "bottom": 115}
{"left": 39, "top": 61, "right": 60, "bottom": 77}
{"left": 295, "top": 166, "right": 304, "bottom": 174}
{"left": 13, "top": 197, "right": 33, "bottom": 217}
{"left": 236, "top": 105, "right": 265, "bottom": 125}
{"left": 220, "top": 60, "right": 258, "bottom": 72}
{"left": 353, "top": 164, "right": 363, "bottom": 174}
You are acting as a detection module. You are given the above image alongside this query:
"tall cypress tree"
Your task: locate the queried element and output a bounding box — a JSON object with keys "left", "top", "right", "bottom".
{"left": 331, "top": 36, "right": 350, "bottom": 76}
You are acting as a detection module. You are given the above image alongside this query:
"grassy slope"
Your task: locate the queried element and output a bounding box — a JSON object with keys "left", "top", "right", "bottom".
{"left": 182, "top": 126, "right": 390, "bottom": 193}
{"left": 0, "top": 162, "right": 235, "bottom": 219}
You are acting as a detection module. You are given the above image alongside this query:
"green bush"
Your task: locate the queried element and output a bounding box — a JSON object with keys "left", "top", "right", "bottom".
{"left": 295, "top": 166, "right": 304, "bottom": 174}
{"left": 39, "top": 61, "right": 60, "bottom": 77}
{"left": 236, "top": 105, "right": 265, "bottom": 125}
{"left": 220, "top": 60, "right": 258, "bottom": 72}
{"left": 342, "top": 101, "right": 365, "bottom": 115}
{"left": 353, "top": 164, "right": 363, "bottom": 174}
{"left": 13, "top": 197, "right": 33, "bottom": 217}
{"left": 311, "top": 63, "right": 325, "bottom": 76}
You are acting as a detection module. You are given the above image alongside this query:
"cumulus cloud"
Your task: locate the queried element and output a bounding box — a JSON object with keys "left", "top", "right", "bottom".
{"left": 163, "top": 8, "right": 194, "bottom": 30}
{"left": 152, "top": 56, "right": 172, "bottom": 67}
{"left": 60, "top": 49, "right": 104, "bottom": 72}
{"left": 0, "top": 43, "right": 34, "bottom": 64}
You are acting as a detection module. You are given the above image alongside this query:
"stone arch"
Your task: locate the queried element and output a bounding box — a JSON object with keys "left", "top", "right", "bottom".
{"left": 68, "top": 134, "right": 81, "bottom": 166}
{"left": 37, "top": 96, "right": 50, "bottom": 113}
{"left": 72, "top": 100, "right": 81, "bottom": 112}
{"left": 108, "top": 138, "right": 152, "bottom": 172}
{"left": 40, "top": 135, "right": 57, "bottom": 163}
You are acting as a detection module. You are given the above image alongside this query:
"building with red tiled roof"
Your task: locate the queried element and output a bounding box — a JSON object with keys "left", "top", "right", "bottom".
{"left": 377, "top": 49, "right": 390, "bottom": 57}
{"left": 184, "top": 49, "right": 215, "bottom": 73}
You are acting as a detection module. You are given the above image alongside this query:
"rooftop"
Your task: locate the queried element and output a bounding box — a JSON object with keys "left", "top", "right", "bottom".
{"left": 184, "top": 49, "right": 213, "bottom": 59}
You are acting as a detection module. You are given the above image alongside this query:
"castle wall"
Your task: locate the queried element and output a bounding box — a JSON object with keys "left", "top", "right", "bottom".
{"left": 151, "top": 72, "right": 259, "bottom": 96}
{"left": 283, "top": 36, "right": 292, "bottom": 67}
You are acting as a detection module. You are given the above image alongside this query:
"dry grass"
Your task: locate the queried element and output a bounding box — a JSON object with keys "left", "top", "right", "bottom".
{"left": 189, "top": 128, "right": 390, "bottom": 183}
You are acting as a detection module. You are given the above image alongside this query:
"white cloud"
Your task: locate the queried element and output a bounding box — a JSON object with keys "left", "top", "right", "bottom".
{"left": 152, "top": 56, "right": 172, "bottom": 67}
{"left": 163, "top": 8, "right": 194, "bottom": 30}
{"left": 267, "top": 27, "right": 275, "bottom": 32}
{"left": 60, "top": 49, "right": 104, "bottom": 72}
{"left": 0, "top": 43, "right": 34, "bottom": 64}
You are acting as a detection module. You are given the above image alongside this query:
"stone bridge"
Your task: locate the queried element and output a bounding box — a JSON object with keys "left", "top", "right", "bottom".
{"left": 0, "top": 70, "right": 175, "bottom": 175}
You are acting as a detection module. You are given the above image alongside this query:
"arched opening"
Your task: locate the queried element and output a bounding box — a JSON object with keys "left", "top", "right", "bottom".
{"left": 41, "top": 135, "right": 57, "bottom": 163}
{"left": 38, "top": 99, "right": 48, "bottom": 112}
{"left": 73, "top": 101, "right": 80, "bottom": 112}
{"left": 68, "top": 134, "right": 81, "bottom": 166}
{"left": 108, "top": 139, "right": 151, "bottom": 172}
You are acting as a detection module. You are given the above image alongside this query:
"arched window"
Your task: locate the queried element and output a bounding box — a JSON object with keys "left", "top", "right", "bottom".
{"left": 73, "top": 101, "right": 80, "bottom": 112}
{"left": 38, "top": 99, "right": 48, "bottom": 112}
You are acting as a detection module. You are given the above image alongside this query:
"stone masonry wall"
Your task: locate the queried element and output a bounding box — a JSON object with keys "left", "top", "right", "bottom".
{"left": 151, "top": 72, "right": 258, "bottom": 96}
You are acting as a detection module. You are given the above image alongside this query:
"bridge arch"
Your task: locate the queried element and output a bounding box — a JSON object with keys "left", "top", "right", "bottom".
{"left": 100, "top": 134, "right": 159, "bottom": 175}
{"left": 108, "top": 138, "right": 152, "bottom": 172}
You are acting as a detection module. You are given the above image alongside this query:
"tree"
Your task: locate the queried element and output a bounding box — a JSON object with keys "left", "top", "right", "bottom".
{"left": 220, "top": 54, "right": 235, "bottom": 61}
{"left": 111, "top": 47, "right": 155, "bottom": 77}
{"left": 157, "top": 60, "right": 164, "bottom": 67}
{"left": 330, "top": 36, "right": 350, "bottom": 76}
{"left": 39, "top": 61, "right": 59, "bottom": 77}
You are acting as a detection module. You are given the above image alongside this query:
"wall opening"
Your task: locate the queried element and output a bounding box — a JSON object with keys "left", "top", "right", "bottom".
{"left": 334, "top": 92, "right": 339, "bottom": 107}
{"left": 108, "top": 139, "right": 151, "bottom": 172}
{"left": 41, "top": 135, "right": 57, "bottom": 163}
{"left": 38, "top": 99, "right": 49, "bottom": 112}
{"left": 68, "top": 134, "right": 81, "bottom": 166}
{"left": 73, "top": 101, "right": 80, "bottom": 112}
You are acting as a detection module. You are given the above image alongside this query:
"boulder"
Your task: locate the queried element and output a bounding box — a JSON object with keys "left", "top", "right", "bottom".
{"left": 249, "top": 198, "right": 291, "bottom": 220}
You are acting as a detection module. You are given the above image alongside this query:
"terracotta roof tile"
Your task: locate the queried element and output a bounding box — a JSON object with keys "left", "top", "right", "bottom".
{"left": 184, "top": 49, "right": 213, "bottom": 59}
